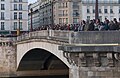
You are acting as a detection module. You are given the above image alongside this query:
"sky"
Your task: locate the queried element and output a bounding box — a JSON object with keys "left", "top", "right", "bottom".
{"left": 28, "top": 0, "right": 37, "bottom": 4}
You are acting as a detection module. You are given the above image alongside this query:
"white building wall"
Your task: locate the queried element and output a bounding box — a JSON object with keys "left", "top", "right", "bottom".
{"left": 0, "top": 0, "right": 28, "bottom": 33}
{"left": 82, "top": 4, "right": 120, "bottom": 22}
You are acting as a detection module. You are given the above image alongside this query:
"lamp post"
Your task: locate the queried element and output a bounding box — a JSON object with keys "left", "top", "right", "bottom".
{"left": 17, "top": 18, "right": 20, "bottom": 36}
{"left": 51, "top": 1, "right": 54, "bottom": 26}
{"left": 30, "top": 8, "right": 33, "bottom": 31}
{"left": 95, "top": 0, "right": 99, "bottom": 20}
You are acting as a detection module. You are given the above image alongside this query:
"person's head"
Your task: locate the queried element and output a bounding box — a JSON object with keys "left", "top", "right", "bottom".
{"left": 96, "top": 19, "right": 100, "bottom": 23}
{"left": 82, "top": 20, "right": 86, "bottom": 24}
{"left": 113, "top": 18, "right": 117, "bottom": 22}
{"left": 101, "top": 22, "right": 104, "bottom": 26}
{"left": 105, "top": 17, "right": 107, "bottom": 20}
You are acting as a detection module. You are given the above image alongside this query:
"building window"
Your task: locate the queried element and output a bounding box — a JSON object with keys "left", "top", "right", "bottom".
{"left": 73, "top": 18, "right": 79, "bottom": 23}
{"left": 14, "top": 12, "right": 17, "bottom": 20}
{"left": 59, "top": 18, "right": 62, "bottom": 24}
{"left": 87, "top": 6, "right": 90, "bottom": 13}
{"left": 1, "top": 0, "right": 5, "bottom": 1}
{"left": 14, "top": 4, "right": 17, "bottom": 10}
{"left": 87, "top": 16, "right": 90, "bottom": 20}
{"left": 19, "top": 4, "right": 22, "bottom": 10}
{"left": 1, "top": 22, "right": 5, "bottom": 30}
{"left": 1, "top": 12, "right": 4, "bottom": 20}
{"left": 14, "top": 22, "right": 17, "bottom": 30}
{"left": 66, "top": 2, "right": 68, "bottom": 8}
{"left": 110, "top": 9, "right": 113, "bottom": 13}
{"left": 93, "top": 9, "right": 95, "bottom": 13}
{"left": 1, "top": 4, "right": 5, "bottom": 10}
{"left": 63, "top": 3, "right": 65, "bottom": 8}
{"left": 104, "top": 6, "right": 108, "bottom": 13}
{"left": 92, "top": 6, "right": 95, "bottom": 13}
{"left": 104, "top": 9, "right": 108, "bottom": 13}
{"left": 99, "top": 9, "right": 102, "bottom": 13}
{"left": 73, "top": 10, "right": 79, "bottom": 16}
{"left": 19, "top": 0, "right": 22, "bottom": 2}
{"left": 14, "top": 0, "right": 17, "bottom": 2}
{"left": 110, "top": 6, "right": 113, "bottom": 13}
{"left": 19, "top": 12, "right": 22, "bottom": 19}
{"left": 62, "top": 10, "right": 64, "bottom": 16}
{"left": 20, "top": 22, "right": 22, "bottom": 30}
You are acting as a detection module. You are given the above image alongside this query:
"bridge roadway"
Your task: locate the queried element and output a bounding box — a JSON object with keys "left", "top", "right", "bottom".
{"left": 0, "top": 30, "right": 120, "bottom": 78}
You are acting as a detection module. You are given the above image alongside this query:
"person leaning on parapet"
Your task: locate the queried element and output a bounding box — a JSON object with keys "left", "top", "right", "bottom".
{"left": 84, "top": 20, "right": 89, "bottom": 31}
{"left": 104, "top": 18, "right": 109, "bottom": 30}
{"left": 94, "top": 19, "right": 101, "bottom": 31}
{"left": 113, "top": 18, "right": 119, "bottom": 30}
{"left": 81, "top": 20, "right": 86, "bottom": 31}
{"left": 87, "top": 20, "right": 95, "bottom": 31}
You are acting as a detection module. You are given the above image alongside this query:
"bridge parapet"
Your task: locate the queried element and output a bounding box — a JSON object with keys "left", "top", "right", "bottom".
{"left": 72, "top": 31, "right": 120, "bottom": 44}
{"left": 17, "top": 30, "right": 120, "bottom": 44}
{"left": 17, "top": 30, "right": 71, "bottom": 43}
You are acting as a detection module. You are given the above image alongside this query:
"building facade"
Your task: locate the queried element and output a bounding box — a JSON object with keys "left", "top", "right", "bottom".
{"left": 28, "top": 0, "right": 40, "bottom": 30}
{"left": 82, "top": 0, "right": 120, "bottom": 21}
{"left": 28, "top": 0, "right": 120, "bottom": 29}
{"left": 0, "top": 0, "right": 28, "bottom": 35}
{"left": 28, "top": 0, "right": 81, "bottom": 29}
{"left": 39, "top": 0, "right": 81, "bottom": 25}
{"left": 39, "top": 0, "right": 53, "bottom": 26}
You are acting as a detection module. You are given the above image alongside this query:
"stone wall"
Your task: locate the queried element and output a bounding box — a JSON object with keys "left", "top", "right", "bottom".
{"left": 64, "top": 52, "right": 120, "bottom": 78}
{"left": 79, "top": 67, "right": 120, "bottom": 78}
{"left": 0, "top": 38, "right": 16, "bottom": 77}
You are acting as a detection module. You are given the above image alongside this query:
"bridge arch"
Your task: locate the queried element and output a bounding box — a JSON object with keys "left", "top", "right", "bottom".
{"left": 17, "top": 41, "right": 70, "bottom": 70}
{"left": 17, "top": 48, "right": 69, "bottom": 71}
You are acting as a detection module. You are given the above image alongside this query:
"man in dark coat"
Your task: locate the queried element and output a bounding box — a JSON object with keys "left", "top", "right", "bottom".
{"left": 87, "top": 20, "right": 95, "bottom": 31}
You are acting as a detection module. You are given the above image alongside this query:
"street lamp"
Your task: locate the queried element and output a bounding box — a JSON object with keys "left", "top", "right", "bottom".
{"left": 30, "top": 8, "right": 33, "bottom": 31}
{"left": 51, "top": 1, "right": 54, "bottom": 26}
{"left": 17, "top": 18, "right": 20, "bottom": 36}
{"left": 95, "top": 0, "right": 99, "bottom": 20}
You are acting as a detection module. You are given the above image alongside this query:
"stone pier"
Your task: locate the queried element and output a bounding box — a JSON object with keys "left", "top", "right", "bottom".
{"left": 0, "top": 38, "right": 16, "bottom": 77}
{"left": 60, "top": 45, "right": 120, "bottom": 78}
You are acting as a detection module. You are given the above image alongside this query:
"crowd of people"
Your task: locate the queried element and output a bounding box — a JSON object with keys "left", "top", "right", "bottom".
{"left": 33, "top": 18, "right": 120, "bottom": 31}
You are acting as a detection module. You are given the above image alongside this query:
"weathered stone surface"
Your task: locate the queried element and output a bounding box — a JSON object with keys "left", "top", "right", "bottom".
{"left": 0, "top": 38, "right": 16, "bottom": 77}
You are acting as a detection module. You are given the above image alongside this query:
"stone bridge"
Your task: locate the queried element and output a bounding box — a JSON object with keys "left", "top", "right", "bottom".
{"left": 0, "top": 30, "right": 120, "bottom": 78}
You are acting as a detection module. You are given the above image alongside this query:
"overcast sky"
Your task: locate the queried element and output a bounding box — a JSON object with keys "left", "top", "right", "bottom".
{"left": 28, "top": 0, "right": 37, "bottom": 3}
